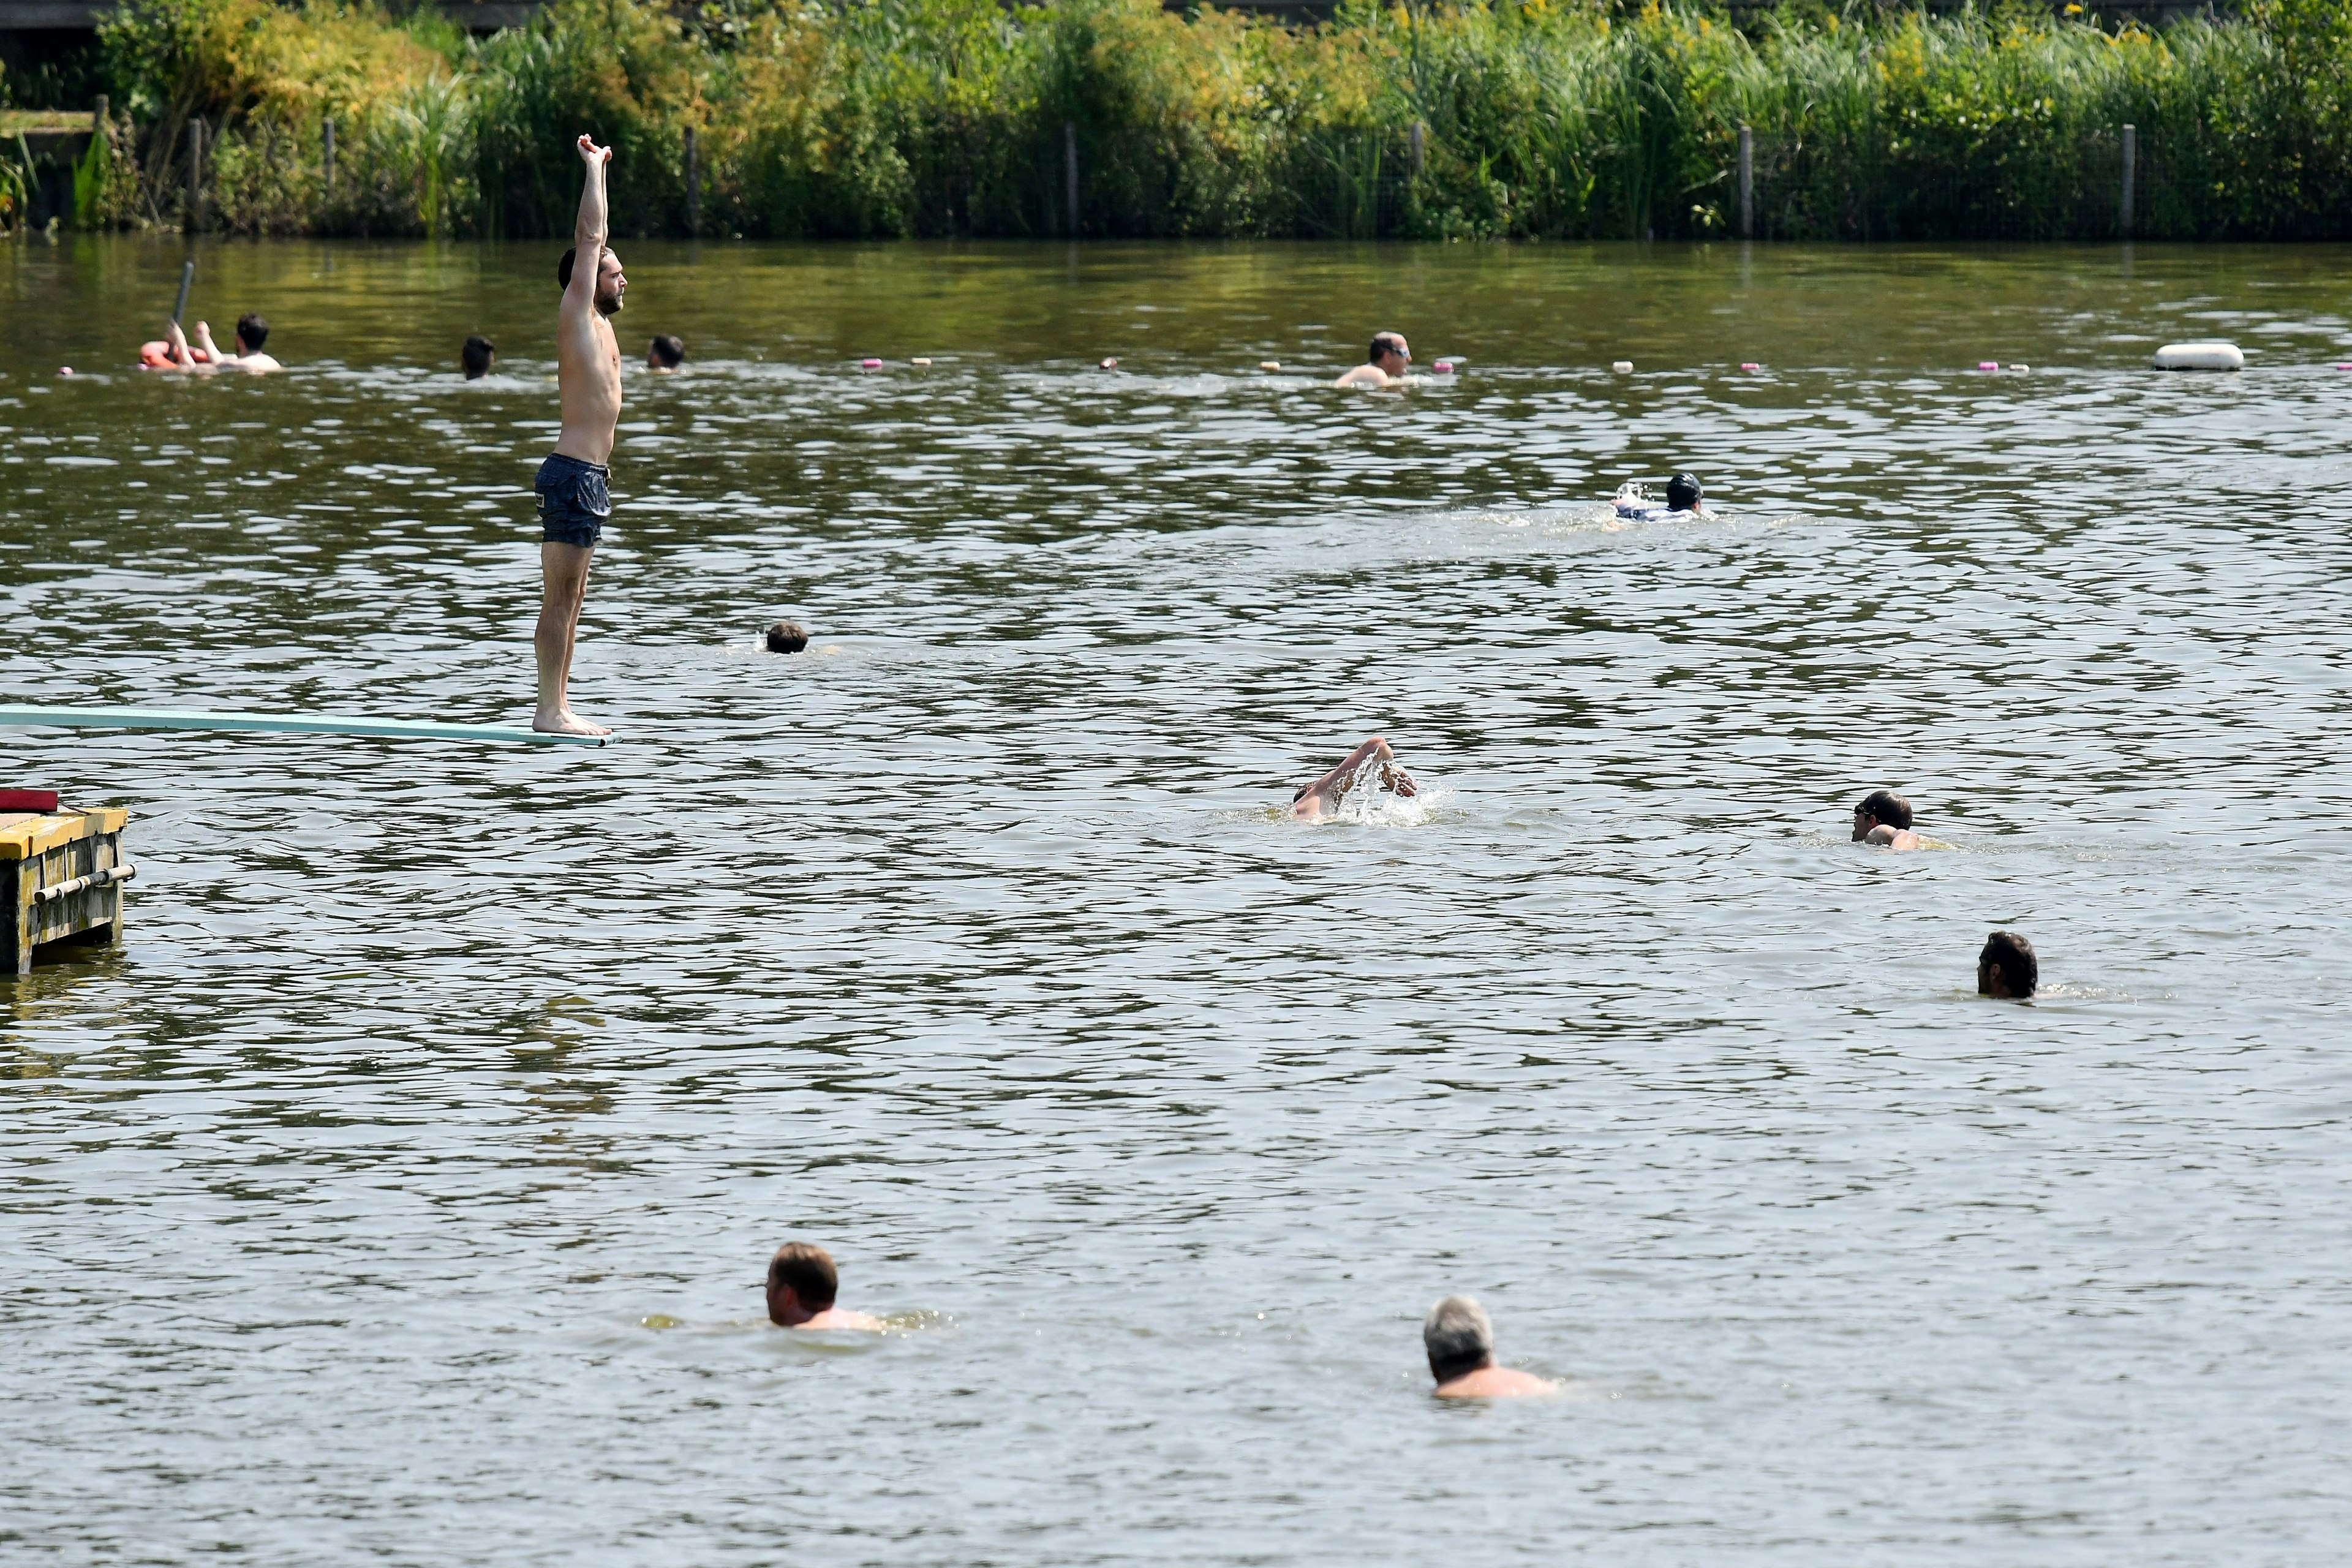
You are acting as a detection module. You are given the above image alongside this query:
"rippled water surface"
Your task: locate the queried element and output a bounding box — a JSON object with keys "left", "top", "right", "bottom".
{"left": 6, "top": 238, "right": 2352, "bottom": 1564}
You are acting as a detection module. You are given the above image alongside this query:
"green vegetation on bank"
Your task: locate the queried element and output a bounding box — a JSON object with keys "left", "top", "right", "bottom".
{"left": 6, "top": 0, "right": 2352, "bottom": 240}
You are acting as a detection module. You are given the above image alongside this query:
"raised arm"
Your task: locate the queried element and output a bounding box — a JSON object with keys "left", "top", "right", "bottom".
{"left": 164, "top": 318, "right": 198, "bottom": 371}
{"left": 567, "top": 134, "right": 610, "bottom": 314}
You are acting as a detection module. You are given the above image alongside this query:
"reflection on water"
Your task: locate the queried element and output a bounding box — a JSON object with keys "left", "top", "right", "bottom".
{"left": 6, "top": 238, "right": 2352, "bottom": 1564}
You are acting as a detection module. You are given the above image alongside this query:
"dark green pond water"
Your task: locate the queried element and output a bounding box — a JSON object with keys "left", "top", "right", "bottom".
{"left": 5, "top": 236, "right": 2351, "bottom": 1565}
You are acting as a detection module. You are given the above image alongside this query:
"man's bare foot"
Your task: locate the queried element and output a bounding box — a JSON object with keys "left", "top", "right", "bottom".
{"left": 533, "top": 706, "right": 611, "bottom": 737}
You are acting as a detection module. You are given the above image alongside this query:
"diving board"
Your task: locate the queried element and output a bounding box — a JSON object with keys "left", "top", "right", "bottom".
{"left": 0, "top": 705, "right": 609, "bottom": 747}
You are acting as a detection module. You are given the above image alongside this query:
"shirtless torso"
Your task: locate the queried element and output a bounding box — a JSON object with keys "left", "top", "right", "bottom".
{"left": 555, "top": 184, "right": 622, "bottom": 464}
{"left": 530, "top": 134, "right": 626, "bottom": 737}
{"left": 1434, "top": 1363, "right": 1558, "bottom": 1399}
{"left": 791, "top": 1306, "right": 888, "bottom": 1332}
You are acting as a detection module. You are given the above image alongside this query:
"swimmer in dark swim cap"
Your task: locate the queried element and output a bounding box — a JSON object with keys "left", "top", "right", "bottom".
{"left": 1610, "top": 473, "right": 1710, "bottom": 522}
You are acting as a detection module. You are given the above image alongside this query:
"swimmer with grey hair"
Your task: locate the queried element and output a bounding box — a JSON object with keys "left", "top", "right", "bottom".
{"left": 1423, "top": 1294, "right": 1555, "bottom": 1398}
{"left": 1291, "top": 736, "right": 1417, "bottom": 821}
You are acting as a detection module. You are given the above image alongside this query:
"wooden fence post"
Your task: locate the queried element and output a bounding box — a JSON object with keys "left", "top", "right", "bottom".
{"left": 1738, "top": 124, "right": 1753, "bottom": 239}
{"left": 2120, "top": 123, "right": 2136, "bottom": 237}
{"left": 184, "top": 118, "right": 205, "bottom": 232}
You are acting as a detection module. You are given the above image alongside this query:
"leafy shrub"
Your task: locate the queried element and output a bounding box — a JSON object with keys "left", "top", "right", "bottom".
{"left": 57, "top": 0, "right": 2352, "bottom": 240}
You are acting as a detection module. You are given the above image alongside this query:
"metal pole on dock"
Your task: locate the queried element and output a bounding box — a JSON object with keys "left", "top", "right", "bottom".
{"left": 323, "top": 116, "right": 335, "bottom": 197}
{"left": 2120, "top": 123, "right": 2136, "bottom": 238}
{"left": 1065, "top": 120, "right": 1079, "bottom": 239}
{"left": 184, "top": 118, "right": 204, "bottom": 233}
{"left": 684, "top": 125, "right": 700, "bottom": 236}
{"left": 1738, "top": 124, "right": 1753, "bottom": 239}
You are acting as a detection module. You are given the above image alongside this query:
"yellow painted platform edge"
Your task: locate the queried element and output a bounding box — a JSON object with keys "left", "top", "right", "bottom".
{"left": 0, "top": 807, "right": 131, "bottom": 862}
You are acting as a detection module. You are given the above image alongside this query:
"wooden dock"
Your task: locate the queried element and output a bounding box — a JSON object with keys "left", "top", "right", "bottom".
{"left": 2, "top": 805, "right": 132, "bottom": 974}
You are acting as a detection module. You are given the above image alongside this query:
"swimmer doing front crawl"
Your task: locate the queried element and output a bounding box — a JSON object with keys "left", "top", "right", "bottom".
{"left": 1291, "top": 736, "right": 1417, "bottom": 820}
{"left": 532, "top": 132, "right": 627, "bottom": 738}
{"left": 1611, "top": 472, "right": 1707, "bottom": 521}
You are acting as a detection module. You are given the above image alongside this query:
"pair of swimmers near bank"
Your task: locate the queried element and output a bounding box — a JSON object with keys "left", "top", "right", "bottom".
{"left": 766, "top": 1240, "right": 1553, "bottom": 1399}
{"left": 137, "top": 313, "right": 282, "bottom": 374}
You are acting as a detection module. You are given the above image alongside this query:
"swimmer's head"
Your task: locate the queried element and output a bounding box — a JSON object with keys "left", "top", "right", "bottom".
{"left": 767, "top": 1242, "right": 839, "bottom": 1322}
{"left": 1666, "top": 472, "right": 1702, "bottom": 511}
{"left": 1978, "top": 931, "right": 2038, "bottom": 999}
{"left": 235, "top": 313, "right": 269, "bottom": 354}
{"left": 765, "top": 620, "right": 809, "bottom": 654}
{"left": 1423, "top": 1294, "right": 1496, "bottom": 1383}
{"left": 1852, "top": 789, "right": 1912, "bottom": 839}
{"left": 462, "top": 334, "right": 496, "bottom": 379}
{"left": 559, "top": 245, "right": 627, "bottom": 316}
{"left": 1369, "top": 331, "right": 1410, "bottom": 372}
{"left": 648, "top": 333, "right": 685, "bottom": 371}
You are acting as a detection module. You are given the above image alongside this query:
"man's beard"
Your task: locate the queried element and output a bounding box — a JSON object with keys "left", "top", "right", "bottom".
{"left": 596, "top": 290, "right": 623, "bottom": 317}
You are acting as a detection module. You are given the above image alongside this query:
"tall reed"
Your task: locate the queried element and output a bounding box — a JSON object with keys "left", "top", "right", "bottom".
{"left": 13, "top": 0, "right": 2352, "bottom": 240}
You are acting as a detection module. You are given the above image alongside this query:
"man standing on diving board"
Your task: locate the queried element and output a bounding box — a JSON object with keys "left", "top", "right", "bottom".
{"left": 532, "top": 134, "right": 627, "bottom": 737}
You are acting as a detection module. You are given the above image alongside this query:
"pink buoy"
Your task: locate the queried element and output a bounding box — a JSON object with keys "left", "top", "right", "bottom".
{"left": 1739, "top": 361, "right": 1762, "bottom": 372}
{"left": 1433, "top": 360, "right": 1454, "bottom": 373}
{"left": 1977, "top": 361, "right": 2000, "bottom": 372}
{"left": 861, "top": 357, "right": 883, "bottom": 369}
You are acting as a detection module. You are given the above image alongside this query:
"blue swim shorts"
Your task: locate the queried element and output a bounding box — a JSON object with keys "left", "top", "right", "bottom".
{"left": 535, "top": 453, "right": 611, "bottom": 548}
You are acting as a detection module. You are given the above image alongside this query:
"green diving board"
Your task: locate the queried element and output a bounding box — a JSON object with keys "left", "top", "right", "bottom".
{"left": 0, "top": 705, "right": 610, "bottom": 747}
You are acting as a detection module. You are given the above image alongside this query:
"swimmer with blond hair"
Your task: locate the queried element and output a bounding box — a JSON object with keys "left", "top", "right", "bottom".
{"left": 766, "top": 1242, "right": 885, "bottom": 1331}
{"left": 1291, "top": 736, "right": 1417, "bottom": 821}
{"left": 1424, "top": 1295, "right": 1556, "bottom": 1398}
